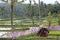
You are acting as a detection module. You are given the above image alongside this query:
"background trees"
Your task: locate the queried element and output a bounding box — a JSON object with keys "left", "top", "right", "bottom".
{"left": 0, "top": 0, "right": 60, "bottom": 18}
{"left": 0, "top": 0, "right": 60, "bottom": 25}
{"left": 0, "top": 6, "right": 5, "bottom": 18}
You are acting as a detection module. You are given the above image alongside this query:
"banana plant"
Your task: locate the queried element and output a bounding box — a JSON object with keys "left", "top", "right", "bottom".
{"left": 47, "top": 12, "right": 52, "bottom": 28}
{"left": 25, "top": 0, "right": 37, "bottom": 26}
{"left": 57, "top": 13, "right": 60, "bottom": 25}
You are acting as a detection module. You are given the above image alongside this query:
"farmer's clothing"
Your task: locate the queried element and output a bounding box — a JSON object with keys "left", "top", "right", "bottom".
{"left": 37, "top": 28, "right": 49, "bottom": 37}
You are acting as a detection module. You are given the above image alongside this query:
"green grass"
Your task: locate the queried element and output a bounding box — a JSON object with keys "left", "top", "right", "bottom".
{"left": 0, "top": 17, "right": 58, "bottom": 25}
{"left": 0, "top": 17, "right": 60, "bottom": 40}
{"left": 16, "top": 30, "right": 60, "bottom": 40}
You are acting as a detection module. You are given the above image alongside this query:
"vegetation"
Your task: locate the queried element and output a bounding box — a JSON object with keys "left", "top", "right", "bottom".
{"left": 16, "top": 30, "right": 60, "bottom": 40}
{"left": 0, "top": 0, "right": 60, "bottom": 40}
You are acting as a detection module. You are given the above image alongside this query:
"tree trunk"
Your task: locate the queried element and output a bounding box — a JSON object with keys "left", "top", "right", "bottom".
{"left": 38, "top": 0, "right": 41, "bottom": 25}
{"left": 11, "top": 0, "right": 14, "bottom": 40}
{"left": 11, "top": 0, "right": 14, "bottom": 26}
{"left": 32, "top": 17, "right": 35, "bottom": 26}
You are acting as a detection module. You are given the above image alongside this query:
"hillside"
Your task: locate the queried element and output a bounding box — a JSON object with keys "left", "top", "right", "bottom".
{"left": 0, "top": 3, "right": 27, "bottom": 18}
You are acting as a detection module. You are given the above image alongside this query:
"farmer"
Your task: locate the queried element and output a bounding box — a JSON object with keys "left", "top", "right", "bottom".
{"left": 37, "top": 20, "right": 49, "bottom": 37}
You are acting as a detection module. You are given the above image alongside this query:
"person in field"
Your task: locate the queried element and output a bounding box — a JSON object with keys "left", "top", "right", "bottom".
{"left": 37, "top": 21, "right": 49, "bottom": 37}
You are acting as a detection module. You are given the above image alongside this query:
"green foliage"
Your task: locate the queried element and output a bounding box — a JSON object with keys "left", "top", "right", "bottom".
{"left": 0, "top": 6, "right": 5, "bottom": 18}
{"left": 57, "top": 13, "right": 60, "bottom": 25}
{"left": 46, "top": 12, "right": 52, "bottom": 26}
{"left": 47, "top": 12, "right": 52, "bottom": 20}
{"left": 17, "top": 30, "right": 60, "bottom": 40}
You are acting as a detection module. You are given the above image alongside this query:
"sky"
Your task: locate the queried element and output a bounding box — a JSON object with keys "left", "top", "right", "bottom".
{"left": 40, "top": 0, "right": 60, "bottom": 4}
{"left": 0, "top": 0, "right": 60, "bottom": 4}
{"left": 18, "top": 0, "right": 60, "bottom": 4}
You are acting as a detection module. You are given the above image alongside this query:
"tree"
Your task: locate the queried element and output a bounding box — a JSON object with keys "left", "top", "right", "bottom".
{"left": 39, "top": 1, "right": 48, "bottom": 17}
{"left": 23, "top": 0, "right": 37, "bottom": 26}
{"left": 1, "top": 0, "right": 25, "bottom": 25}
{"left": 0, "top": 7, "right": 5, "bottom": 18}
{"left": 1, "top": 0, "right": 26, "bottom": 39}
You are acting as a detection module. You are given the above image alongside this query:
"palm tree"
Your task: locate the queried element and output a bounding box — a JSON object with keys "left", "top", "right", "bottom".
{"left": 2, "top": 0, "right": 25, "bottom": 25}
{"left": 1, "top": 0, "right": 25, "bottom": 38}
{"left": 10, "top": 0, "right": 25, "bottom": 26}
{"left": 29, "top": 0, "right": 34, "bottom": 25}
{"left": 38, "top": 0, "right": 41, "bottom": 25}
{"left": 24, "top": 0, "right": 36, "bottom": 26}
{"left": 10, "top": 0, "right": 14, "bottom": 27}
{"left": 10, "top": 0, "right": 25, "bottom": 39}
